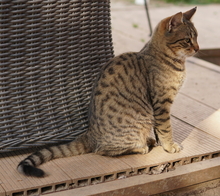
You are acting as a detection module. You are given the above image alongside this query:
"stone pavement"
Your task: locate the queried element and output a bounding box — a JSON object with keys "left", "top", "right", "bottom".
{"left": 110, "top": 0, "right": 220, "bottom": 56}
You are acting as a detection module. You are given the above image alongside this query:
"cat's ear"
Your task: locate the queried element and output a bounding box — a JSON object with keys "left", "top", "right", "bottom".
{"left": 168, "top": 12, "right": 183, "bottom": 32}
{"left": 183, "top": 7, "right": 197, "bottom": 21}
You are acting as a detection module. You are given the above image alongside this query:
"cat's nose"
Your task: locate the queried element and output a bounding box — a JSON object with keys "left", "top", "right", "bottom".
{"left": 194, "top": 45, "right": 199, "bottom": 52}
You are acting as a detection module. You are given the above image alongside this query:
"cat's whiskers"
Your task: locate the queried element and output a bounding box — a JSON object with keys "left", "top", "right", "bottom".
{"left": 194, "top": 50, "right": 206, "bottom": 58}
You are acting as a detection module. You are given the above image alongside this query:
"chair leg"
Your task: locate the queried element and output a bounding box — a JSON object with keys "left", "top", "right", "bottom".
{"left": 144, "top": 0, "right": 153, "bottom": 36}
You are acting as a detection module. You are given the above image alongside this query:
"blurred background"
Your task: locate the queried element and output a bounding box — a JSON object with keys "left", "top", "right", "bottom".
{"left": 111, "top": 0, "right": 220, "bottom": 65}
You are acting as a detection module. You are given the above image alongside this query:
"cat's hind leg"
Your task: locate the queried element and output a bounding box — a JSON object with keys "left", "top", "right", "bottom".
{"left": 95, "top": 137, "right": 156, "bottom": 156}
{"left": 125, "top": 137, "right": 156, "bottom": 155}
{"left": 147, "top": 137, "right": 156, "bottom": 147}
{"left": 95, "top": 146, "right": 149, "bottom": 156}
{"left": 127, "top": 146, "right": 149, "bottom": 155}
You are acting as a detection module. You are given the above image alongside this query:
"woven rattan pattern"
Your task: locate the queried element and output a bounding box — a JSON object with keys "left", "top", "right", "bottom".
{"left": 0, "top": 0, "right": 114, "bottom": 152}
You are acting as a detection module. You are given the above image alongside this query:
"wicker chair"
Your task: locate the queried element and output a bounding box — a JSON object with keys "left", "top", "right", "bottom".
{"left": 0, "top": 0, "right": 114, "bottom": 153}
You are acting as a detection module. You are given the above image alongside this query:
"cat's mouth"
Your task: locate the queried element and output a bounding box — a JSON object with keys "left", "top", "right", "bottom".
{"left": 192, "top": 49, "right": 199, "bottom": 56}
{"left": 191, "top": 45, "right": 200, "bottom": 56}
{"left": 186, "top": 48, "right": 199, "bottom": 57}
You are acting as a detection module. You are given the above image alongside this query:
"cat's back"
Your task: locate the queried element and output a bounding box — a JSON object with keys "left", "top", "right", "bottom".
{"left": 89, "top": 50, "right": 153, "bottom": 127}
{"left": 92, "top": 51, "right": 150, "bottom": 108}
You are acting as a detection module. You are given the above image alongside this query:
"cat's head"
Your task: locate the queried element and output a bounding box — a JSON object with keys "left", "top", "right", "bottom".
{"left": 154, "top": 7, "right": 199, "bottom": 59}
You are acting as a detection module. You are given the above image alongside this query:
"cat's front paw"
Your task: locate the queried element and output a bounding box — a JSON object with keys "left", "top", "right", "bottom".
{"left": 164, "top": 142, "right": 182, "bottom": 153}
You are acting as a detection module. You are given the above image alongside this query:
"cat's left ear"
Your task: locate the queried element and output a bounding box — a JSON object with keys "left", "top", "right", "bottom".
{"left": 168, "top": 12, "right": 183, "bottom": 32}
{"left": 183, "top": 7, "right": 197, "bottom": 21}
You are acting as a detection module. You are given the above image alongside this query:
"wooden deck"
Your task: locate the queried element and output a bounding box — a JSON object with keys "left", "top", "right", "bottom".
{"left": 0, "top": 57, "right": 220, "bottom": 196}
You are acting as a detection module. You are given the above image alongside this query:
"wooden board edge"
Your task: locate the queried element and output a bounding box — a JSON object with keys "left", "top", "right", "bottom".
{"left": 45, "top": 156, "right": 220, "bottom": 196}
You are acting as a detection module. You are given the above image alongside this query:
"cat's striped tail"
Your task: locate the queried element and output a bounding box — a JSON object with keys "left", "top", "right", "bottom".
{"left": 17, "top": 133, "right": 91, "bottom": 177}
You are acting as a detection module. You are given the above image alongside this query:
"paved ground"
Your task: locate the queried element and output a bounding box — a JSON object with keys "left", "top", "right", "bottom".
{"left": 110, "top": 0, "right": 220, "bottom": 56}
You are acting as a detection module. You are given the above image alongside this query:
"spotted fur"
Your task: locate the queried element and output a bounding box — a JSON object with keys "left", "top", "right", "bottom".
{"left": 17, "top": 8, "right": 199, "bottom": 177}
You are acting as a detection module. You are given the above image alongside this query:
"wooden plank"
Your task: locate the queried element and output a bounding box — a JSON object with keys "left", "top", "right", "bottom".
{"left": 154, "top": 178, "right": 220, "bottom": 196}
{"left": 0, "top": 152, "right": 72, "bottom": 196}
{"left": 117, "top": 117, "right": 220, "bottom": 172}
{"left": 181, "top": 58, "right": 220, "bottom": 109}
{"left": 172, "top": 93, "right": 216, "bottom": 129}
{"left": 45, "top": 157, "right": 220, "bottom": 196}
{"left": 197, "top": 109, "right": 220, "bottom": 139}
{"left": 171, "top": 117, "right": 220, "bottom": 155}
{"left": 0, "top": 185, "right": 5, "bottom": 196}
{"left": 188, "top": 57, "right": 220, "bottom": 73}
{"left": 0, "top": 152, "right": 132, "bottom": 195}
{"left": 52, "top": 153, "right": 132, "bottom": 187}
{"left": 172, "top": 93, "right": 220, "bottom": 142}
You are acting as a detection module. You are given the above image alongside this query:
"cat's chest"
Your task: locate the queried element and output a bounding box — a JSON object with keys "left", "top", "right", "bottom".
{"left": 167, "top": 71, "right": 186, "bottom": 98}
{"left": 154, "top": 68, "right": 186, "bottom": 94}
{"left": 176, "top": 70, "right": 186, "bottom": 89}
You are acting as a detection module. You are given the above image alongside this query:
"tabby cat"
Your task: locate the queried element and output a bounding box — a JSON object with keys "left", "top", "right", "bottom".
{"left": 17, "top": 7, "right": 199, "bottom": 177}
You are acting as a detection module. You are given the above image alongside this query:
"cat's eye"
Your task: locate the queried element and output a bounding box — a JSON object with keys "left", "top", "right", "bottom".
{"left": 185, "top": 38, "right": 191, "bottom": 43}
